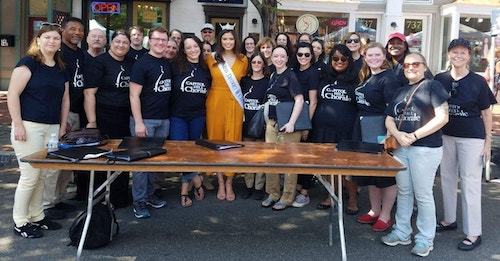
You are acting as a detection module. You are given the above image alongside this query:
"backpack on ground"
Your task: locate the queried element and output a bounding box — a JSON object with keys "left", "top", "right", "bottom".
{"left": 68, "top": 202, "right": 119, "bottom": 249}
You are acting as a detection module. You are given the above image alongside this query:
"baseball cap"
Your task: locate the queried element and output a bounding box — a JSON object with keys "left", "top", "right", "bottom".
{"left": 387, "top": 32, "right": 406, "bottom": 42}
{"left": 201, "top": 23, "right": 215, "bottom": 32}
{"left": 447, "top": 38, "right": 471, "bottom": 51}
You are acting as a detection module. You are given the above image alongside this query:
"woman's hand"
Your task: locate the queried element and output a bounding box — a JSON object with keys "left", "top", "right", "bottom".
{"left": 58, "top": 127, "right": 67, "bottom": 138}
{"left": 394, "top": 131, "right": 415, "bottom": 147}
{"left": 301, "top": 130, "right": 309, "bottom": 141}
{"left": 135, "top": 122, "right": 147, "bottom": 137}
{"left": 482, "top": 140, "right": 492, "bottom": 164}
{"left": 280, "top": 122, "right": 295, "bottom": 133}
{"left": 86, "top": 121, "right": 97, "bottom": 128}
{"left": 13, "top": 122, "right": 27, "bottom": 141}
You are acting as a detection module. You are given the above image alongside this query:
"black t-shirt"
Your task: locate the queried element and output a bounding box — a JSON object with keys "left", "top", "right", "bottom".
{"left": 355, "top": 69, "right": 401, "bottom": 115}
{"left": 386, "top": 79, "right": 449, "bottom": 147}
{"left": 126, "top": 47, "right": 149, "bottom": 61}
{"left": 130, "top": 53, "right": 172, "bottom": 119}
{"left": 352, "top": 56, "right": 363, "bottom": 76}
{"left": 170, "top": 62, "right": 211, "bottom": 118}
{"left": 16, "top": 56, "right": 68, "bottom": 124}
{"left": 85, "top": 52, "right": 134, "bottom": 108}
{"left": 435, "top": 71, "right": 497, "bottom": 139}
{"left": 314, "top": 76, "right": 358, "bottom": 131}
{"left": 61, "top": 43, "right": 85, "bottom": 113}
{"left": 266, "top": 68, "right": 302, "bottom": 120}
{"left": 293, "top": 66, "right": 320, "bottom": 102}
{"left": 242, "top": 76, "right": 269, "bottom": 122}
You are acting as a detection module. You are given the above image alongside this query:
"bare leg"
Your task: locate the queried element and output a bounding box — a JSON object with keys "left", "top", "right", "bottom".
{"left": 368, "top": 185, "right": 382, "bottom": 216}
{"left": 225, "top": 176, "right": 235, "bottom": 201}
{"left": 345, "top": 179, "right": 358, "bottom": 211}
{"left": 216, "top": 173, "right": 226, "bottom": 200}
{"left": 379, "top": 185, "right": 397, "bottom": 222}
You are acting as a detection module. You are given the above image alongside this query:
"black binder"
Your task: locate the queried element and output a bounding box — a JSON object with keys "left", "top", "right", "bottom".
{"left": 118, "top": 137, "right": 166, "bottom": 149}
{"left": 276, "top": 101, "right": 312, "bottom": 131}
{"left": 105, "top": 148, "right": 167, "bottom": 162}
{"left": 195, "top": 139, "right": 244, "bottom": 151}
{"left": 48, "top": 147, "right": 111, "bottom": 162}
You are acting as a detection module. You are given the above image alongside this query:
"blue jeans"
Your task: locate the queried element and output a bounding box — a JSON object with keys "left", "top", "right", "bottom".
{"left": 392, "top": 146, "right": 443, "bottom": 247}
{"left": 129, "top": 118, "right": 170, "bottom": 203}
{"left": 170, "top": 116, "right": 205, "bottom": 183}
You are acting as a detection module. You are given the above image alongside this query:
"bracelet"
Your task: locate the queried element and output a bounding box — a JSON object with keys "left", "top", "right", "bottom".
{"left": 413, "top": 133, "right": 418, "bottom": 139}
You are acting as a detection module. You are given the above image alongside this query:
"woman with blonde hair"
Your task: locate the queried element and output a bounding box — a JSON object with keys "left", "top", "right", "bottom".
{"left": 8, "top": 23, "right": 70, "bottom": 238}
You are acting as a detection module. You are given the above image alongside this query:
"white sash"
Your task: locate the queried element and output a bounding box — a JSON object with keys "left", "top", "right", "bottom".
{"left": 216, "top": 55, "right": 244, "bottom": 108}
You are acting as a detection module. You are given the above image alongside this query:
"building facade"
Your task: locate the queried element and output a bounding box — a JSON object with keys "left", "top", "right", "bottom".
{"left": 0, "top": 0, "right": 498, "bottom": 90}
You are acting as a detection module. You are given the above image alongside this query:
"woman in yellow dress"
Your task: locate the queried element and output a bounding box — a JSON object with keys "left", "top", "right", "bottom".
{"left": 206, "top": 29, "right": 248, "bottom": 201}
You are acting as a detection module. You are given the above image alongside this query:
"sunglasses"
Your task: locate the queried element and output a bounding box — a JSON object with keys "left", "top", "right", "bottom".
{"left": 402, "top": 62, "right": 425, "bottom": 69}
{"left": 40, "top": 22, "right": 62, "bottom": 29}
{"left": 202, "top": 30, "right": 213, "bottom": 34}
{"left": 450, "top": 82, "right": 459, "bottom": 97}
{"left": 251, "top": 60, "right": 263, "bottom": 64}
{"left": 332, "top": 56, "right": 348, "bottom": 63}
{"left": 296, "top": 52, "right": 311, "bottom": 58}
{"left": 346, "top": 39, "right": 360, "bottom": 44}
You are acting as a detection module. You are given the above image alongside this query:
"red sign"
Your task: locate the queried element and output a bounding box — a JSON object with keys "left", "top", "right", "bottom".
{"left": 92, "top": 2, "right": 120, "bottom": 14}
{"left": 329, "top": 18, "right": 348, "bottom": 28}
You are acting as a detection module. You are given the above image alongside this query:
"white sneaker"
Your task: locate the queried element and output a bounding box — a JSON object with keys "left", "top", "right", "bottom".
{"left": 292, "top": 194, "right": 310, "bottom": 208}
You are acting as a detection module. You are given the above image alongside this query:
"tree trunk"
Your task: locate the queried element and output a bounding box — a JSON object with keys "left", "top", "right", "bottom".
{"left": 250, "top": 0, "right": 279, "bottom": 38}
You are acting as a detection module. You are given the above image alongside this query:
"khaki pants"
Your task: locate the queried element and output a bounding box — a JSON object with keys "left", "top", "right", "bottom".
{"left": 264, "top": 120, "right": 301, "bottom": 205}
{"left": 440, "top": 135, "right": 484, "bottom": 236}
{"left": 242, "top": 137, "right": 265, "bottom": 190}
{"left": 12, "top": 121, "right": 59, "bottom": 226}
{"left": 43, "top": 112, "right": 79, "bottom": 208}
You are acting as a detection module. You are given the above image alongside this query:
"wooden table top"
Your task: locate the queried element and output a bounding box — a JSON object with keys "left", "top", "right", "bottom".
{"left": 21, "top": 140, "right": 405, "bottom": 176}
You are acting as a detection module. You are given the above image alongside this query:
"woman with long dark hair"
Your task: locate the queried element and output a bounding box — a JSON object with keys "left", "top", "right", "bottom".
{"left": 170, "top": 35, "right": 212, "bottom": 207}
{"left": 8, "top": 23, "right": 69, "bottom": 238}
{"left": 206, "top": 30, "right": 248, "bottom": 201}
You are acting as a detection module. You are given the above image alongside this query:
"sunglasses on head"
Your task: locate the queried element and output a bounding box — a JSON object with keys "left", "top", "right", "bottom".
{"left": 332, "top": 56, "right": 347, "bottom": 63}
{"left": 346, "top": 38, "right": 360, "bottom": 44}
{"left": 450, "top": 82, "right": 459, "bottom": 97}
{"left": 40, "top": 22, "right": 62, "bottom": 29}
{"left": 402, "top": 62, "right": 425, "bottom": 69}
{"left": 296, "top": 52, "right": 311, "bottom": 58}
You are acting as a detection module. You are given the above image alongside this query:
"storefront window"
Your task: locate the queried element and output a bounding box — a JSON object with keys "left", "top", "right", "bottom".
{"left": 88, "top": 2, "right": 128, "bottom": 35}
{"left": 459, "top": 17, "right": 491, "bottom": 72}
{"left": 29, "top": 0, "right": 48, "bottom": 16}
{"left": 355, "top": 18, "right": 377, "bottom": 44}
{"left": 279, "top": 13, "right": 349, "bottom": 48}
{"left": 132, "top": 1, "right": 168, "bottom": 33}
{"left": 441, "top": 16, "right": 452, "bottom": 70}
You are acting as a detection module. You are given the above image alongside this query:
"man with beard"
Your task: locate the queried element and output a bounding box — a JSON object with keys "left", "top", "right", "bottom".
{"left": 200, "top": 23, "right": 216, "bottom": 51}
{"left": 43, "top": 17, "right": 85, "bottom": 220}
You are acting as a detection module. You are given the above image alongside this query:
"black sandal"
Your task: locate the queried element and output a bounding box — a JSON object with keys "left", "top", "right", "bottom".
{"left": 458, "top": 236, "right": 481, "bottom": 251}
{"left": 436, "top": 221, "right": 457, "bottom": 232}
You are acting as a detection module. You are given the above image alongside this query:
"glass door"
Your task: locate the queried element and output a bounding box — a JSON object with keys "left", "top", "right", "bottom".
{"left": 88, "top": 1, "right": 129, "bottom": 43}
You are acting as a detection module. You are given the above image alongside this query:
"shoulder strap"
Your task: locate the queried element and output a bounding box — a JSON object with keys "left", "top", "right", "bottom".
{"left": 396, "top": 81, "right": 424, "bottom": 129}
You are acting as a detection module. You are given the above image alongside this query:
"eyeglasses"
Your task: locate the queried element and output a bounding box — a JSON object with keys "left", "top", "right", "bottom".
{"left": 332, "top": 56, "right": 347, "bottom": 63}
{"left": 251, "top": 60, "right": 263, "bottom": 64}
{"left": 202, "top": 30, "right": 213, "bottom": 34}
{"left": 346, "top": 38, "right": 360, "bottom": 44}
{"left": 450, "top": 82, "right": 459, "bottom": 97}
{"left": 402, "top": 62, "right": 425, "bottom": 69}
{"left": 150, "top": 37, "right": 168, "bottom": 42}
{"left": 40, "top": 22, "right": 62, "bottom": 29}
{"left": 296, "top": 52, "right": 311, "bottom": 58}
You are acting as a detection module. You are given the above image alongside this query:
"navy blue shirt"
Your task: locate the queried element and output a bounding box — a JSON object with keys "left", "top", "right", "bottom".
{"left": 61, "top": 43, "right": 85, "bottom": 113}
{"left": 387, "top": 79, "right": 450, "bottom": 147}
{"left": 16, "top": 56, "right": 67, "bottom": 124}
{"left": 266, "top": 68, "right": 302, "bottom": 120}
{"left": 355, "top": 69, "right": 401, "bottom": 116}
{"left": 293, "top": 66, "right": 320, "bottom": 102}
{"left": 170, "top": 62, "right": 211, "bottom": 118}
{"left": 126, "top": 47, "right": 149, "bottom": 61}
{"left": 130, "top": 53, "right": 172, "bottom": 119}
{"left": 352, "top": 56, "right": 363, "bottom": 76}
{"left": 435, "top": 71, "right": 497, "bottom": 139}
{"left": 85, "top": 52, "right": 134, "bottom": 108}
{"left": 242, "top": 76, "right": 269, "bottom": 123}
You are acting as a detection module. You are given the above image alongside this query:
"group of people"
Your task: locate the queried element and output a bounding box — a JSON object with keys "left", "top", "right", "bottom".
{"left": 7, "top": 17, "right": 495, "bottom": 258}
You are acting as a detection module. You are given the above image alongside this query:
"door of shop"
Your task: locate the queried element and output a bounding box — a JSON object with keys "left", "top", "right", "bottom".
{"left": 403, "top": 15, "right": 430, "bottom": 59}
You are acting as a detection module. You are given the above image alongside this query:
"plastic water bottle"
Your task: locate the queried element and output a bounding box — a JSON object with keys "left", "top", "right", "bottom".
{"left": 47, "top": 133, "right": 59, "bottom": 152}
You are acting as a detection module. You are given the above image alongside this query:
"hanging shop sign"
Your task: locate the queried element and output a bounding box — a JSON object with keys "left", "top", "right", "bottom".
{"left": 92, "top": 2, "right": 121, "bottom": 14}
{"left": 296, "top": 14, "right": 319, "bottom": 34}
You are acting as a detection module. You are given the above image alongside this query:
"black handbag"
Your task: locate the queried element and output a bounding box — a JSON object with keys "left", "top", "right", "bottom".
{"left": 246, "top": 107, "right": 266, "bottom": 139}
{"left": 59, "top": 128, "right": 107, "bottom": 148}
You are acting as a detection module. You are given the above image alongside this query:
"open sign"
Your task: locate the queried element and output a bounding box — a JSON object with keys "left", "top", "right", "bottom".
{"left": 92, "top": 2, "right": 120, "bottom": 14}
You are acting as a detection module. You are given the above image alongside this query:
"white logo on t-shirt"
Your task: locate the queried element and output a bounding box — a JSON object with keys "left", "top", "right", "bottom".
{"left": 154, "top": 65, "right": 171, "bottom": 92}
{"left": 180, "top": 69, "right": 206, "bottom": 94}
{"left": 115, "top": 65, "right": 130, "bottom": 88}
{"left": 73, "top": 59, "right": 84, "bottom": 88}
